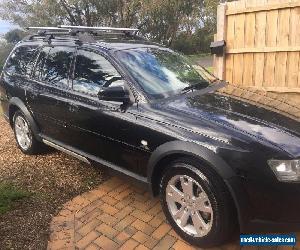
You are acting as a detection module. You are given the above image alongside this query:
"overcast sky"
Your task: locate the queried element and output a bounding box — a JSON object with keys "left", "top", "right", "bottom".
{"left": 0, "top": 20, "right": 19, "bottom": 34}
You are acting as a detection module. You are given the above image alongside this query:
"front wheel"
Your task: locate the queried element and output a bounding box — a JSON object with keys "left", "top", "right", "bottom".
{"left": 160, "top": 158, "right": 236, "bottom": 247}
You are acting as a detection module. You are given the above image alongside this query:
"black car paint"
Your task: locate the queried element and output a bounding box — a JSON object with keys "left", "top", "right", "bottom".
{"left": 1, "top": 39, "right": 300, "bottom": 233}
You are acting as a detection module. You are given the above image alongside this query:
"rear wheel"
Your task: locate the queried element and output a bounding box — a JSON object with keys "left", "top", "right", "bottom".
{"left": 13, "top": 111, "right": 41, "bottom": 155}
{"left": 160, "top": 158, "right": 236, "bottom": 247}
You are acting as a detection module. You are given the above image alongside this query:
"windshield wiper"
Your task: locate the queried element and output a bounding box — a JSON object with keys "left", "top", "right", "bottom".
{"left": 181, "top": 82, "right": 209, "bottom": 93}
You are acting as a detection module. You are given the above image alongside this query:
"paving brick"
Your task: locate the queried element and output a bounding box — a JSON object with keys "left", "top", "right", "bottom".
{"left": 148, "top": 216, "right": 163, "bottom": 228}
{"left": 153, "top": 235, "right": 176, "bottom": 250}
{"left": 76, "top": 231, "right": 100, "bottom": 249}
{"left": 77, "top": 218, "right": 101, "bottom": 237}
{"left": 94, "top": 235, "right": 119, "bottom": 250}
{"left": 107, "top": 183, "right": 131, "bottom": 197}
{"left": 85, "top": 243, "right": 100, "bottom": 250}
{"left": 97, "top": 213, "right": 118, "bottom": 226}
{"left": 48, "top": 239, "right": 73, "bottom": 249}
{"left": 78, "top": 208, "right": 102, "bottom": 224}
{"left": 168, "top": 229, "right": 181, "bottom": 240}
{"left": 131, "top": 219, "right": 155, "bottom": 235}
{"left": 132, "top": 231, "right": 150, "bottom": 244}
{"left": 115, "top": 215, "right": 136, "bottom": 231}
{"left": 131, "top": 209, "right": 153, "bottom": 223}
{"left": 135, "top": 244, "right": 150, "bottom": 250}
{"left": 123, "top": 225, "right": 138, "bottom": 236}
{"left": 119, "top": 239, "right": 139, "bottom": 250}
{"left": 115, "top": 231, "right": 131, "bottom": 245}
{"left": 147, "top": 202, "right": 162, "bottom": 216}
{"left": 101, "top": 195, "right": 119, "bottom": 206}
{"left": 96, "top": 223, "right": 118, "bottom": 239}
{"left": 115, "top": 196, "right": 134, "bottom": 210}
{"left": 115, "top": 188, "right": 134, "bottom": 201}
{"left": 173, "top": 240, "right": 195, "bottom": 250}
{"left": 144, "top": 236, "right": 159, "bottom": 249}
{"left": 152, "top": 223, "right": 172, "bottom": 240}
{"left": 88, "top": 188, "right": 108, "bottom": 198}
{"left": 115, "top": 206, "right": 134, "bottom": 220}
{"left": 100, "top": 203, "right": 119, "bottom": 215}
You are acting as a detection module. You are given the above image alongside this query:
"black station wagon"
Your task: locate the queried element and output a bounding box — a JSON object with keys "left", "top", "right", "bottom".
{"left": 1, "top": 26, "right": 300, "bottom": 247}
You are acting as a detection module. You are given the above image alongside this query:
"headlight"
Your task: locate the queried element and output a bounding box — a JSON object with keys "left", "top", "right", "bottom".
{"left": 268, "top": 160, "right": 300, "bottom": 182}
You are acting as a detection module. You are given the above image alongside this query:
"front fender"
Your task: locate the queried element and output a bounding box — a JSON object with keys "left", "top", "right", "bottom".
{"left": 147, "top": 140, "right": 251, "bottom": 231}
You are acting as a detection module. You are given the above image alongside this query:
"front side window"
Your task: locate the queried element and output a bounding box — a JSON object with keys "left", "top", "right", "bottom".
{"left": 73, "top": 49, "right": 122, "bottom": 96}
{"left": 5, "top": 46, "right": 39, "bottom": 76}
{"left": 116, "top": 48, "right": 213, "bottom": 100}
{"left": 41, "top": 46, "right": 75, "bottom": 88}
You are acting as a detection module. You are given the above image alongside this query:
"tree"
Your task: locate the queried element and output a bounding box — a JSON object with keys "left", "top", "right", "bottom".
{"left": 4, "top": 29, "right": 26, "bottom": 44}
{"left": 0, "top": 0, "right": 229, "bottom": 54}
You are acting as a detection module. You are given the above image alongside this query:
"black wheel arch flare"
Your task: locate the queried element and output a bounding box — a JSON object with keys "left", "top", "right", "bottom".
{"left": 8, "top": 97, "right": 41, "bottom": 141}
{"left": 147, "top": 140, "right": 252, "bottom": 232}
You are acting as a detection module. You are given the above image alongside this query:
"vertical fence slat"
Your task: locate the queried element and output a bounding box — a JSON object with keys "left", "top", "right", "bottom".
{"left": 233, "top": 0, "right": 246, "bottom": 85}
{"left": 264, "top": 4, "right": 279, "bottom": 86}
{"left": 214, "top": 4, "right": 227, "bottom": 80}
{"left": 254, "top": 0, "right": 267, "bottom": 88}
{"left": 276, "top": 8, "right": 290, "bottom": 87}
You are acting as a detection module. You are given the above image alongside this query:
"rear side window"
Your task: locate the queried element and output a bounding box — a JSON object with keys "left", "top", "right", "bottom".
{"left": 5, "top": 46, "right": 39, "bottom": 76}
{"left": 73, "top": 49, "right": 122, "bottom": 96}
{"left": 34, "top": 46, "right": 75, "bottom": 88}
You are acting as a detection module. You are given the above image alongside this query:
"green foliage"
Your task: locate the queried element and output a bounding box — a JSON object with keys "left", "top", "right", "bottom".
{"left": 0, "top": 42, "right": 14, "bottom": 72}
{"left": 171, "top": 26, "right": 214, "bottom": 54}
{"left": 0, "top": 0, "right": 229, "bottom": 54}
{"left": 4, "top": 29, "right": 27, "bottom": 44}
{"left": 0, "top": 182, "right": 30, "bottom": 214}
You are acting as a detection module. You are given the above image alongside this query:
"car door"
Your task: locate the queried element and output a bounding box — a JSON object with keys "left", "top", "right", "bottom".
{"left": 26, "top": 45, "right": 76, "bottom": 142}
{"left": 63, "top": 48, "right": 151, "bottom": 176}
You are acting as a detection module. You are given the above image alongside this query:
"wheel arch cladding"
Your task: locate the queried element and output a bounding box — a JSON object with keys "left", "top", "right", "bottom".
{"left": 147, "top": 140, "right": 250, "bottom": 231}
{"left": 147, "top": 140, "right": 236, "bottom": 192}
{"left": 8, "top": 97, "right": 41, "bottom": 139}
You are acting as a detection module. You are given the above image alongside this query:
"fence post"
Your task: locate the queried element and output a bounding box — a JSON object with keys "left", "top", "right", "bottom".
{"left": 214, "top": 3, "right": 227, "bottom": 80}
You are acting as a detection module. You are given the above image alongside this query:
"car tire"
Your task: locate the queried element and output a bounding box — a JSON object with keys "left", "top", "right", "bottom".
{"left": 160, "top": 157, "right": 236, "bottom": 248}
{"left": 13, "top": 110, "right": 42, "bottom": 155}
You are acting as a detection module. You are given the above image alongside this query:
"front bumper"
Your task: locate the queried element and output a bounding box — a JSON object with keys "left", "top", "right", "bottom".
{"left": 226, "top": 177, "right": 300, "bottom": 233}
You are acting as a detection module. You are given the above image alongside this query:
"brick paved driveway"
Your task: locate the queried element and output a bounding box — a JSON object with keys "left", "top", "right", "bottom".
{"left": 47, "top": 176, "right": 300, "bottom": 250}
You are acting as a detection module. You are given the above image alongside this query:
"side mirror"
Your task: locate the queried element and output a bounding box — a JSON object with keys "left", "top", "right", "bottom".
{"left": 98, "top": 86, "right": 130, "bottom": 103}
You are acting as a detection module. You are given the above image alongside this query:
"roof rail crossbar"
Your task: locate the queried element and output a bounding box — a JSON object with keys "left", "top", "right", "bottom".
{"left": 26, "top": 27, "right": 70, "bottom": 32}
{"left": 59, "top": 25, "right": 139, "bottom": 32}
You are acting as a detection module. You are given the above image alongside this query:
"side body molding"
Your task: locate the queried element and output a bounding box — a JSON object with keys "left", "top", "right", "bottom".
{"left": 8, "top": 97, "right": 41, "bottom": 140}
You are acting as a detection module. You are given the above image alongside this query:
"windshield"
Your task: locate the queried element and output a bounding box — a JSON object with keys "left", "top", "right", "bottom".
{"left": 116, "top": 48, "right": 214, "bottom": 100}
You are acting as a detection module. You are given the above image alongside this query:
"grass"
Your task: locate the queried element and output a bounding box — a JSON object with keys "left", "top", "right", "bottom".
{"left": 187, "top": 53, "right": 211, "bottom": 64}
{"left": 0, "top": 182, "right": 31, "bottom": 215}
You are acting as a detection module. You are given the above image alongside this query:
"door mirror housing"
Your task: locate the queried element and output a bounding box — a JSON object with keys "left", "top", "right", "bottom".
{"left": 98, "top": 86, "right": 130, "bottom": 103}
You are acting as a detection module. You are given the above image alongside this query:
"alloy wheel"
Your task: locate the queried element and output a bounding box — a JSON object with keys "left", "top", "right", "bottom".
{"left": 166, "top": 174, "right": 213, "bottom": 237}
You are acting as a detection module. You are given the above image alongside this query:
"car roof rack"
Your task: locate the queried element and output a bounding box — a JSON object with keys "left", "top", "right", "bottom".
{"left": 25, "top": 26, "right": 141, "bottom": 44}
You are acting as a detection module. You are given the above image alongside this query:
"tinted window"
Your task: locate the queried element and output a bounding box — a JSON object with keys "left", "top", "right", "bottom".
{"left": 73, "top": 50, "right": 122, "bottom": 96}
{"left": 41, "top": 46, "right": 75, "bottom": 87}
{"left": 5, "top": 46, "right": 39, "bottom": 76}
{"left": 34, "top": 47, "right": 50, "bottom": 80}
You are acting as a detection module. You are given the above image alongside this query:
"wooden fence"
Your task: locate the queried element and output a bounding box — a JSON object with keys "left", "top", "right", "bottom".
{"left": 214, "top": 0, "right": 300, "bottom": 94}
